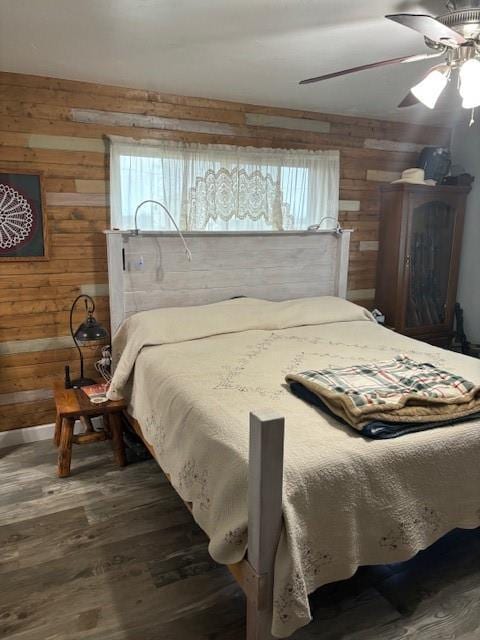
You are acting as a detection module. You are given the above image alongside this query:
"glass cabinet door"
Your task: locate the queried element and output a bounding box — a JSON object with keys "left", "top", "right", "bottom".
{"left": 405, "top": 200, "right": 455, "bottom": 330}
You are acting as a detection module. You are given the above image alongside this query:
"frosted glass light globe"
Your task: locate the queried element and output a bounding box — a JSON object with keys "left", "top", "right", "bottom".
{"left": 411, "top": 68, "right": 449, "bottom": 109}
{"left": 460, "top": 58, "right": 480, "bottom": 109}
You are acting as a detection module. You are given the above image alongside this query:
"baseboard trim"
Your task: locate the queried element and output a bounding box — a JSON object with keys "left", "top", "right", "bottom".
{"left": 0, "top": 420, "right": 86, "bottom": 450}
{"left": 0, "top": 423, "right": 56, "bottom": 449}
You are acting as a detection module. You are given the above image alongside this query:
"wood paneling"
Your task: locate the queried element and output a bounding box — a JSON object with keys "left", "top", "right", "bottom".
{"left": 0, "top": 71, "right": 451, "bottom": 431}
{"left": 245, "top": 112, "right": 331, "bottom": 132}
{"left": 46, "top": 193, "right": 109, "bottom": 206}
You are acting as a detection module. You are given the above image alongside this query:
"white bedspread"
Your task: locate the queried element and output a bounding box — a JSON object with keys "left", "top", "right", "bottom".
{"left": 108, "top": 297, "right": 480, "bottom": 637}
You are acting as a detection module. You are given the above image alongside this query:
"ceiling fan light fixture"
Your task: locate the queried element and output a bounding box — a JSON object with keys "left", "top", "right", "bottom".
{"left": 459, "top": 58, "right": 480, "bottom": 108}
{"left": 410, "top": 65, "right": 451, "bottom": 109}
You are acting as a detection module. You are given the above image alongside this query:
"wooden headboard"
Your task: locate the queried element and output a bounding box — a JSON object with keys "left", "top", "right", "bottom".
{"left": 105, "top": 230, "right": 352, "bottom": 335}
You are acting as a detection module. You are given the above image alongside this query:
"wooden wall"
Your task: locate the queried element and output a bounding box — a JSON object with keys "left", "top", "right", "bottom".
{"left": 0, "top": 71, "right": 451, "bottom": 432}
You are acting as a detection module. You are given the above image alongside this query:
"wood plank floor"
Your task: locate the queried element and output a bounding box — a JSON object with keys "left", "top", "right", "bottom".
{"left": 0, "top": 440, "right": 479, "bottom": 640}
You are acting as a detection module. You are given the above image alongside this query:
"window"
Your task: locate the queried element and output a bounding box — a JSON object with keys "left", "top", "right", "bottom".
{"left": 110, "top": 137, "right": 339, "bottom": 231}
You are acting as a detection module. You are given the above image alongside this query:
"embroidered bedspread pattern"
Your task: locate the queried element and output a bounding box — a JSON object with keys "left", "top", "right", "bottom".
{"left": 107, "top": 295, "right": 374, "bottom": 401}
{"left": 109, "top": 298, "right": 480, "bottom": 638}
{"left": 286, "top": 354, "right": 480, "bottom": 429}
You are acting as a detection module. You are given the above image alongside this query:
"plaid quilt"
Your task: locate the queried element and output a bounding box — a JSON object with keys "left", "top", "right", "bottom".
{"left": 286, "top": 355, "right": 480, "bottom": 431}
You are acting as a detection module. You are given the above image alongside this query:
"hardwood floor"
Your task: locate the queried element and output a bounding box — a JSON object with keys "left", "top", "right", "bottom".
{"left": 0, "top": 440, "right": 479, "bottom": 639}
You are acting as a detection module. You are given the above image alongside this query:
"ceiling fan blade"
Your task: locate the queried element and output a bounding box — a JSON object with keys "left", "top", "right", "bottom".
{"left": 400, "top": 50, "right": 446, "bottom": 64}
{"left": 299, "top": 54, "right": 426, "bottom": 85}
{"left": 385, "top": 13, "right": 467, "bottom": 45}
{"left": 398, "top": 91, "right": 420, "bottom": 108}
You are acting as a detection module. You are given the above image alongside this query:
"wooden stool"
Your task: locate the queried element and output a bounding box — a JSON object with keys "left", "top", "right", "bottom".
{"left": 53, "top": 382, "right": 127, "bottom": 478}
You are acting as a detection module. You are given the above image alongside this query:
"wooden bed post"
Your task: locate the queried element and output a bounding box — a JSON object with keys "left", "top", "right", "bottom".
{"left": 335, "top": 229, "right": 352, "bottom": 299}
{"left": 247, "top": 411, "right": 285, "bottom": 640}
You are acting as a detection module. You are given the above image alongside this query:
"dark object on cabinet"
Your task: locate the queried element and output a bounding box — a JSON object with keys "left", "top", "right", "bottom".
{"left": 442, "top": 173, "right": 475, "bottom": 188}
{"left": 375, "top": 184, "right": 470, "bottom": 347}
{"left": 418, "top": 147, "right": 451, "bottom": 183}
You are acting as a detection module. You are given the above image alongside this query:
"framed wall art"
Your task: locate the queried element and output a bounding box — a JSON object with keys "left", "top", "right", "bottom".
{"left": 0, "top": 170, "right": 48, "bottom": 260}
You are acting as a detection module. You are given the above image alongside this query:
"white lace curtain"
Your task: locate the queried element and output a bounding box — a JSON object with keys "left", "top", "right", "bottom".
{"left": 110, "top": 137, "right": 339, "bottom": 231}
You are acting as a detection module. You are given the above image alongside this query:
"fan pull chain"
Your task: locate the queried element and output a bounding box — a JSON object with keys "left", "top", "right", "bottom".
{"left": 469, "top": 108, "right": 475, "bottom": 127}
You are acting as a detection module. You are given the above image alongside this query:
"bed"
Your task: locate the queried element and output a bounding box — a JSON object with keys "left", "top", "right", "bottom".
{"left": 105, "top": 230, "right": 480, "bottom": 639}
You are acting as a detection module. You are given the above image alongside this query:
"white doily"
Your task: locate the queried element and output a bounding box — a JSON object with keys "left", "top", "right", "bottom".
{"left": 0, "top": 184, "right": 34, "bottom": 250}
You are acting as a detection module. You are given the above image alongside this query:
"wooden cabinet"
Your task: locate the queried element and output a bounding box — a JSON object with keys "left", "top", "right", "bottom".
{"left": 375, "top": 184, "right": 470, "bottom": 347}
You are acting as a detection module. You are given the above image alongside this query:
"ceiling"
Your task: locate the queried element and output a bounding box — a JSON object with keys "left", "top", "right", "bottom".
{"left": 0, "top": 0, "right": 471, "bottom": 126}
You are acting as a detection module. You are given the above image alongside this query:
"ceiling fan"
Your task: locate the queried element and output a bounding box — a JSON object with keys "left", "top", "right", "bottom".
{"left": 300, "top": 1, "right": 480, "bottom": 112}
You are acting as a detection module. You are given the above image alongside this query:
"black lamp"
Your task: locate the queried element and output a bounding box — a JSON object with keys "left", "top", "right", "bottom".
{"left": 69, "top": 294, "right": 108, "bottom": 388}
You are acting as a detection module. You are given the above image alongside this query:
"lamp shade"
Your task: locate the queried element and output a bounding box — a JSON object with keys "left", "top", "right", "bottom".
{"left": 68, "top": 293, "right": 108, "bottom": 388}
{"left": 460, "top": 58, "right": 480, "bottom": 109}
{"left": 411, "top": 66, "right": 450, "bottom": 109}
{"left": 73, "top": 314, "right": 108, "bottom": 344}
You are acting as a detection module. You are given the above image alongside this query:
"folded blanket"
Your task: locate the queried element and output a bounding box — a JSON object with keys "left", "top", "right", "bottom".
{"left": 288, "top": 381, "right": 480, "bottom": 439}
{"left": 286, "top": 355, "right": 480, "bottom": 434}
